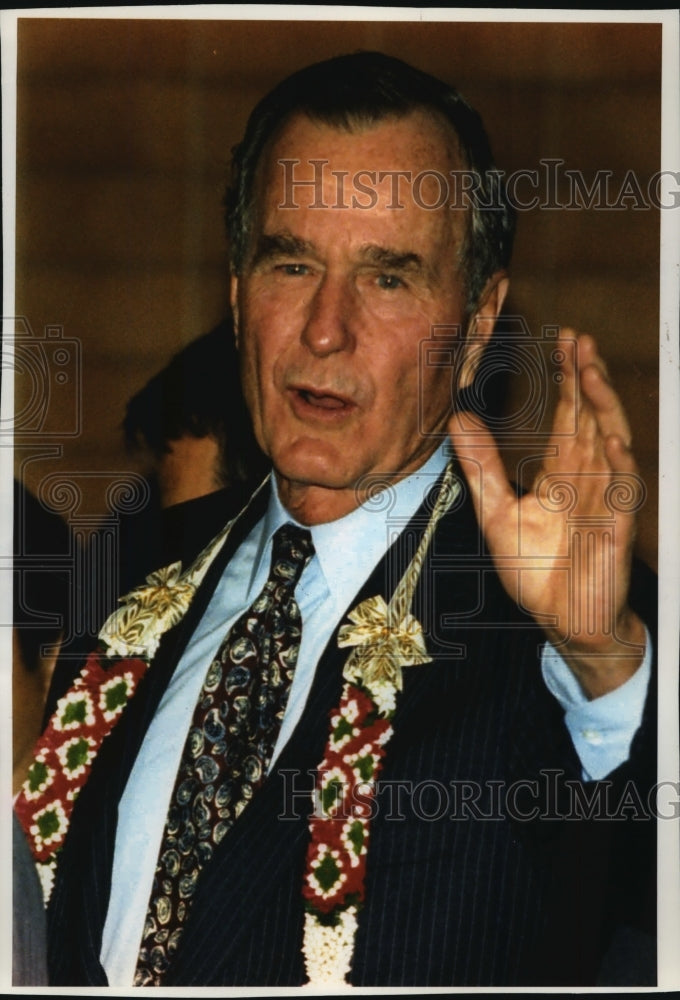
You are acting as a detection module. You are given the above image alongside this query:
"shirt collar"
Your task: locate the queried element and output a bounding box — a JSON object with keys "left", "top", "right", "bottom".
{"left": 258, "top": 441, "right": 451, "bottom": 618}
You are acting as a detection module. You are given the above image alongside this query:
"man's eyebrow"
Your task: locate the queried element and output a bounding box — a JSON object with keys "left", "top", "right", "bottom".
{"left": 251, "top": 232, "right": 315, "bottom": 263}
{"left": 360, "top": 245, "right": 427, "bottom": 273}
{"left": 360, "top": 245, "right": 441, "bottom": 286}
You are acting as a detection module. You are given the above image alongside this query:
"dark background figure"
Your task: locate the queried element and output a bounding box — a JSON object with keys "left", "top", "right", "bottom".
{"left": 107, "top": 317, "right": 268, "bottom": 596}
{"left": 13, "top": 479, "right": 74, "bottom": 793}
{"left": 12, "top": 479, "right": 75, "bottom": 985}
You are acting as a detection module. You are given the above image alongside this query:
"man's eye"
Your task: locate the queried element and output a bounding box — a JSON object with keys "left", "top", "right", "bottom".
{"left": 277, "top": 263, "right": 310, "bottom": 276}
{"left": 376, "top": 273, "right": 404, "bottom": 290}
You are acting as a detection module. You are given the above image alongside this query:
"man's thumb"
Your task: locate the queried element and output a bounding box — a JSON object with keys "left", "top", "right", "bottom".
{"left": 448, "top": 410, "right": 513, "bottom": 526}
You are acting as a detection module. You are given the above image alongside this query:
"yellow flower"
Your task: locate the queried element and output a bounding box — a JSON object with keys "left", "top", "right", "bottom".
{"left": 99, "top": 562, "right": 195, "bottom": 658}
{"left": 338, "top": 594, "right": 431, "bottom": 693}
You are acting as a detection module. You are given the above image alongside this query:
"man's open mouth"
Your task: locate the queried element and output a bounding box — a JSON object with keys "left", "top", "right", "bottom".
{"left": 297, "top": 389, "right": 349, "bottom": 410}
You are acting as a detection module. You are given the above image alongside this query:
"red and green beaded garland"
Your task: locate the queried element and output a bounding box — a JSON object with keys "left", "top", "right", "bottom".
{"left": 302, "top": 680, "right": 395, "bottom": 982}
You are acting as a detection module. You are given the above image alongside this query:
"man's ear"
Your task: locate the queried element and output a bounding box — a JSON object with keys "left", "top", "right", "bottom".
{"left": 458, "top": 271, "right": 509, "bottom": 389}
{"left": 230, "top": 273, "right": 240, "bottom": 349}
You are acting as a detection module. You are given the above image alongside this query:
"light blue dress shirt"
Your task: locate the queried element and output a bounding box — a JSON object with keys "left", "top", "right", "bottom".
{"left": 100, "top": 442, "right": 650, "bottom": 985}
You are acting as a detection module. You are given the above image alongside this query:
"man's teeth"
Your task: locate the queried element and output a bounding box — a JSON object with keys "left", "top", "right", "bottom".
{"left": 301, "top": 390, "right": 346, "bottom": 409}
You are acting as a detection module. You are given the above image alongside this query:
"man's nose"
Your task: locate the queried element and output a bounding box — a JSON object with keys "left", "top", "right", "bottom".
{"left": 301, "top": 274, "right": 356, "bottom": 356}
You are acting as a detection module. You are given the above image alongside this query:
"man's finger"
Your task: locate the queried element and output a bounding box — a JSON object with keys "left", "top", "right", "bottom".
{"left": 604, "top": 434, "right": 639, "bottom": 476}
{"left": 580, "top": 363, "right": 634, "bottom": 450}
{"left": 573, "top": 333, "right": 634, "bottom": 446}
{"left": 448, "top": 409, "right": 516, "bottom": 529}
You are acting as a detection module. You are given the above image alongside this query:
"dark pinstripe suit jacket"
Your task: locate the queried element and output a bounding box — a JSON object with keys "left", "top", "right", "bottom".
{"left": 46, "top": 471, "right": 657, "bottom": 987}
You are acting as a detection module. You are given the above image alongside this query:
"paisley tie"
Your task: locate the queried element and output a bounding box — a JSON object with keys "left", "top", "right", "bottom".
{"left": 134, "top": 522, "right": 314, "bottom": 985}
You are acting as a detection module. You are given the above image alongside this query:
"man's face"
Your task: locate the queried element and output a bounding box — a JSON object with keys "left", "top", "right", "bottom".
{"left": 232, "top": 111, "right": 505, "bottom": 524}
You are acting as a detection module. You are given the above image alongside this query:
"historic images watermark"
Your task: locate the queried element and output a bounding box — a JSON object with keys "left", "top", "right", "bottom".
{"left": 4, "top": 316, "right": 153, "bottom": 653}
{"left": 278, "top": 157, "right": 680, "bottom": 212}
{"left": 279, "top": 768, "right": 677, "bottom": 823}
{"left": 1, "top": 317, "right": 82, "bottom": 439}
{"left": 419, "top": 318, "right": 578, "bottom": 440}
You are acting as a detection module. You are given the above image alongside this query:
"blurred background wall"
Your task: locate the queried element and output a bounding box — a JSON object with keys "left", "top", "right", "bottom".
{"left": 11, "top": 15, "right": 661, "bottom": 569}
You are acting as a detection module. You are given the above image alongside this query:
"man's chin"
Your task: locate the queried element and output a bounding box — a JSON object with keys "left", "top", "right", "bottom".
{"left": 272, "top": 448, "right": 357, "bottom": 490}
{"left": 273, "top": 461, "right": 354, "bottom": 493}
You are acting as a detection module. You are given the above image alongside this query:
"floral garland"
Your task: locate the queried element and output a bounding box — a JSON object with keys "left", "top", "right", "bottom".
{"left": 302, "top": 463, "right": 460, "bottom": 984}
{"left": 14, "top": 649, "right": 149, "bottom": 901}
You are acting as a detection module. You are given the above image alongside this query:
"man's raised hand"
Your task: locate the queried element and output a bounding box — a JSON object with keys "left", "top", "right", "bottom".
{"left": 450, "top": 331, "right": 646, "bottom": 699}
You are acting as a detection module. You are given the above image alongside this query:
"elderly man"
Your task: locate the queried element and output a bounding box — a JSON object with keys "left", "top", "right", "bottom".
{"left": 23, "top": 52, "right": 654, "bottom": 987}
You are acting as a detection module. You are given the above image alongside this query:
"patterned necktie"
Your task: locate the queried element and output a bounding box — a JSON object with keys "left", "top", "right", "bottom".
{"left": 134, "top": 522, "right": 314, "bottom": 986}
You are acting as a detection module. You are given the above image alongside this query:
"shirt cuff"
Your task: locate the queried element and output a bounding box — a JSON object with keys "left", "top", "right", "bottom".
{"left": 541, "top": 628, "right": 652, "bottom": 781}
